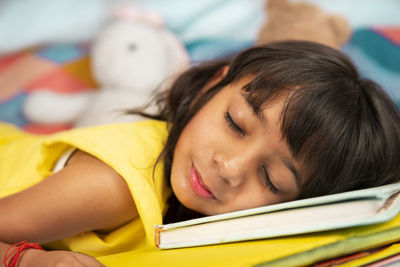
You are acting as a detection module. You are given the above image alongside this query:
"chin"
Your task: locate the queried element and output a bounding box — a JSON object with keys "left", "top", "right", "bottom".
{"left": 170, "top": 169, "right": 212, "bottom": 215}
{"left": 173, "top": 189, "right": 205, "bottom": 214}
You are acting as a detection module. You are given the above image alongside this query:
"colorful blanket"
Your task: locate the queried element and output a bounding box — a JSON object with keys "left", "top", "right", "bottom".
{"left": 0, "top": 45, "right": 97, "bottom": 133}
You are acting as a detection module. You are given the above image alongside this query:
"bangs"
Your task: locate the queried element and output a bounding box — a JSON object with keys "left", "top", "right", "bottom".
{"left": 241, "top": 75, "right": 387, "bottom": 199}
{"left": 280, "top": 84, "right": 388, "bottom": 198}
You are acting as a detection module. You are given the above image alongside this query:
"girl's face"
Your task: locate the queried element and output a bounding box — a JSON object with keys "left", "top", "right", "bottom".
{"left": 171, "top": 77, "right": 303, "bottom": 215}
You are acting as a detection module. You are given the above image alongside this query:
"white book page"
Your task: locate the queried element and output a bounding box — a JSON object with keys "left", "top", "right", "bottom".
{"left": 160, "top": 198, "right": 385, "bottom": 247}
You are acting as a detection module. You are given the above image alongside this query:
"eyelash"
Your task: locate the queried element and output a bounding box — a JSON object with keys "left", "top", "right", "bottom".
{"left": 261, "top": 166, "right": 279, "bottom": 194}
{"left": 224, "top": 112, "right": 246, "bottom": 136}
{"left": 224, "top": 112, "right": 279, "bottom": 194}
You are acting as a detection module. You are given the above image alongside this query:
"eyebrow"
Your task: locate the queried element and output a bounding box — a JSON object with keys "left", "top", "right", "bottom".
{"left": 241, "top": 93, "right": 266, "bottom": 122}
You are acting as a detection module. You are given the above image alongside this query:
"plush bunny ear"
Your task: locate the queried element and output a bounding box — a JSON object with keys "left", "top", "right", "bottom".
{"left": 112, "top": 3, "right": 164, "bottom": 28}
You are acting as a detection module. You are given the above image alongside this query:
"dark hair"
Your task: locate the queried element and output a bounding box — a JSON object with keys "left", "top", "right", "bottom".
{"left": 129, "top": 41, "right": 400, "bottom": 223}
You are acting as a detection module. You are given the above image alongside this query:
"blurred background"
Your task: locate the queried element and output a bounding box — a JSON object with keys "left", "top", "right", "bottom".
{"left": 0, "top": 0, "right": 399, "bottom": 133}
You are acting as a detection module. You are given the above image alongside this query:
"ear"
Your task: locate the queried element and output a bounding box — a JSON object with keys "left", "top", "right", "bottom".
{"left": 202, "top": 65, "right": 229, "bottom": 92}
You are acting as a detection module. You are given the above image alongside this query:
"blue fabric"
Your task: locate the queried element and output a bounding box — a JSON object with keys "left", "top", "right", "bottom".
{"left": 135, "top": 0, "right": 265, "bottom": 61}
{"left": 0, "top": 93, "right": 28, "bottom": 126}
{"left": 343, "top": 28, "right": 400, "bottom": 104}
{"left": 349, "top": 29, "right": 400, "bottom": 72}
{"left": 0, "top": 0, "right": 111, "bottom": 55}
{"left": 38, "top": 45, "right": 85, "bottom": 63}
{"left": 0, "top": 0, "right": 265, "bottom": 60}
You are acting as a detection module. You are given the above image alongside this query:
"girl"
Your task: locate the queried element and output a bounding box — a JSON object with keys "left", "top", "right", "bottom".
{"left": 1, "top": 41, "right": 400, "bottom": 266}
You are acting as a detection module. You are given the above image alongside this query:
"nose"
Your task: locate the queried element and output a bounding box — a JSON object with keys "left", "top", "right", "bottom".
{"left": 212, "top": 150, "right": 251, "bottom": 188}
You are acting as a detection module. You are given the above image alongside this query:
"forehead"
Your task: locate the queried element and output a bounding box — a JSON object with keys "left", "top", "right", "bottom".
{"left": 227, "top": 75, "right": 291, "bottom": 115}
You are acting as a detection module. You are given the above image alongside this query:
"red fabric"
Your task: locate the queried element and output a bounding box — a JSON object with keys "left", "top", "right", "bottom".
{"left": 374, "top": 27, "right": 400, "bottom": 45}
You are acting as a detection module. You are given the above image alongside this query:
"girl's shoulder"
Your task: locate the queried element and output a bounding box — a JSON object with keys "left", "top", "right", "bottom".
{"left": 52, "top": 119, "right": 168, "bottom": 141}
{"left": 48, "top": 119, "right": 170, "bottom": 175}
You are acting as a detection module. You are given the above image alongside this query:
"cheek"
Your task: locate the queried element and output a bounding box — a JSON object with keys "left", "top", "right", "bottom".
{"left": 172, "top": 113, "right": 213, "bottom": 172}
{"left": 242, "top": 191, "right": 270, "bottom": 209}
{"left": 230, "top": 186, "right": 278, "bottom": 212}
{"left": 184, "top": 113, "right": 221, "bottom": 147}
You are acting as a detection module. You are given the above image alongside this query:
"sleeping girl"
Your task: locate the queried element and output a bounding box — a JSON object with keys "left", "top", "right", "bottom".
{"left": 1, "top": 41, "right": 400, "bottom": 267}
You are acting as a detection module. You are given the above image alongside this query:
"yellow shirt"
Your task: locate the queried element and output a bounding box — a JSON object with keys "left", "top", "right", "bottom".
{"left": 0, "top": 120, "right": 170, "bottom": 257}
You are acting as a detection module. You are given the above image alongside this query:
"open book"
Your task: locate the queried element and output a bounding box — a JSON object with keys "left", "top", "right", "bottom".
{"left": 155, "top": 183, "right": 400, "bottom": 249}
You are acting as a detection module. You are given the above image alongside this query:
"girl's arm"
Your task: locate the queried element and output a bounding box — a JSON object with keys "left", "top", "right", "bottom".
{"left": 0, "top": 150, "right": 138, "bottom": 265}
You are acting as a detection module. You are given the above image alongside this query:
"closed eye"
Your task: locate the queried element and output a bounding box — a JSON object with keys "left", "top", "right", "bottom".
{"left": 261, "top": 166, "right": 279, "bottom": 193}
{"left": 224, "top": 112, "right": 246, "bottom": 136}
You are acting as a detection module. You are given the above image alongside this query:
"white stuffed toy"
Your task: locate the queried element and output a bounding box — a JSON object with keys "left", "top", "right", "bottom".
{"left": 24, "top": 5, "right": 189, "bottom": 127}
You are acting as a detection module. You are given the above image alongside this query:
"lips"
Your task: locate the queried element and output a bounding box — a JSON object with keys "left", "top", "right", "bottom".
{"left": 190, "top": 164, "right": 215, "bottom": 199}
